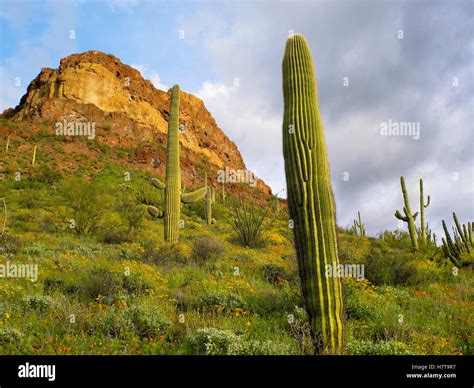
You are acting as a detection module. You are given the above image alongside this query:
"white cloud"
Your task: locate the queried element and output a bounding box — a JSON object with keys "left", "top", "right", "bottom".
{"left": 196, "top": 82, "right": 230, "bottom": 101}
{"left": 130, "top": 64, "right": 168, "bottom": 91}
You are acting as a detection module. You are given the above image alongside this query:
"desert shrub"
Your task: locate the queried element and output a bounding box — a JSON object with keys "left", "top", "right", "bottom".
{"left": 0, "top": 327, "right": 24, "bottom": 344}
{"left": 21, "top": 295, "right": 55, "bottom": 312}
{"left": 187, "top": 328, "right": 296, "bottom": 355}
{"left": 125, "top": 307, "right": 170, "bottom": 338}
{"left": 57, "top": 177, "right": 106, "bottom": 235}
{"left": 115, "top": 187, "right": 145, "bottom": 237}
{"left": 229, "top": 199, "right": 276, "bottom": 247}
{"left": 122, "top": 272, "right": 153, "bottom": 295}
{"left": 187, "top": 328, "right": 241, "bottom": 355}
{"left": 35, "top": 165, "right": 62, "bottom": 184}
{"left": 43, "top": 277, "right": 66, "bottom": 293}
{"left": 90, "top": 309, "right": 131, "bottom": 338}
{"left": 364, "top": 242, "right": 420, "bottom": 286}
{"left": 0, "top": 232, "right": 21, "bottom": 256}
{"left": 142, "top": 241, "right": 187, "bottom": 266}
{"left": 232, "top": 339, "right": 297, "bottom": 355}
{"left": 346, "top": 340, "right": 416, "bottom": 355}
{"left": 200, "top": 292, "right": 247, "bottom": 313}
{"left": 80, "top": 267, "right": 124, "bottom": 304}
{"left": 191, "top": 236, "right": 225, "bottom": 264}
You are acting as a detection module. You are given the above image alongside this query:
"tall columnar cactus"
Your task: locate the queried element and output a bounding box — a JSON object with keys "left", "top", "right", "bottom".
{"left": 355, "top": 211, "right": 365, "bottom": 237}
{"left": 147, "top": 85, "right": 207, "bottom": 243}
{"left": 352, "top": 220, "right": 358, "bottom": 236}
{"left": 419, "top": 178, "right": 430, "bottom": 243}
{"left": 32, "top": 144, "right": 37, "bottom": 167}
{"left": 395, "top": 176, "right": 419, "bottom": 251}
{"left": 282, "top": 34, "right": 344, "bottom": 354}
{"left": 441, "top": 213, "right": 473, "bottom": 267}
{"left": 221, "top": 181, "right": 226, "bottom": 205}
{"left": 204, "top": 177, "right": 216, "bottom": 226}
{"left": 5, "top": 136, "right": 10, "bottom": 155}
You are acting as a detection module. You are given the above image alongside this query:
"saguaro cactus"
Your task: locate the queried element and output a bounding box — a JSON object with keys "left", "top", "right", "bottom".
{"left": 32, "top": 144, "right": 37, "bottom": 167}
{"left": 419, "top": 178, "right": 430, "bottom": 243}
{"left": 221, "top": 181, "right": 226, "bottom": 205}
{"left": 204, "top": 180, "right": 216, "bottom": 226}
{"left": 395, "top": 176, "right": 419, "bottom": 251}
{"left": 282, "top": 33, "right": 344, "bottom": 354}
{"left": 5, "top": 136, "right": 10, "bottom": 155}
{"left": 147, "top": 85, "right": 207, "bottom": 243}
{"left": 441, "top": 213, "right": 473, "bottom": 267}
{"left": 355, "top": 211, "right": 365, "bottom": 237}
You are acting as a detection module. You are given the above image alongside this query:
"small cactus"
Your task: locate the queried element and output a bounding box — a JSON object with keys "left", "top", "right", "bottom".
{"left": 355, "top": 211, "right": 365, "bottom": 237}
{"left": 395, "top": 176, "right": 418, "bottom": 251}
{"left": 5, "top": 136, "right": 10, "bottom": 155}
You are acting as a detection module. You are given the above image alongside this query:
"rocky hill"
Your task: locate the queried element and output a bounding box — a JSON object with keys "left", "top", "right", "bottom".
{"left": 1, "top": 50, "right": 272, "bottom": 197}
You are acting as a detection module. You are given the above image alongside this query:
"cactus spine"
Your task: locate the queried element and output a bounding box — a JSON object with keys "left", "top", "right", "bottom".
{"left": 419, "top": 178, "right": 430, "bottom": 243}
{"left": 355, "top": 211, "right": 365, "bottom": 237}
{"left": 282, "top": 34, "right": 344, "bottom": 354}
{"left": 395, "top": 176, "right": 419, "bottom": 251}
{"left": 147, "top": 85, "right": 207, "bottom": 243}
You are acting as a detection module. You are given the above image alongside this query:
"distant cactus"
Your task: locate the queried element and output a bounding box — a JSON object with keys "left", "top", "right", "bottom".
{"left": 419, "top": 178, "right": 430, "bottom": 243}
{"left": 32, "top": 144, "right": 37, "bottom": 167}
{"left": 395, "top": 176, "right": 419, "bottom": 250}
{"left": 441, "top": 213, "right": 473, "bottom": 268}
{"left": 148, "top": 85, "right": 207, "bottom": 243}
{"left": 221, "top": 181, "right": 226, "bottom": 205}
{"left": 5, "top": 136, "right": 10, "bottom": 155}
{"left": 355, "top": 211, "right": 365, "bottom": 237}
{"left": 282, "top": 33, "right": 344, "bottom": 354}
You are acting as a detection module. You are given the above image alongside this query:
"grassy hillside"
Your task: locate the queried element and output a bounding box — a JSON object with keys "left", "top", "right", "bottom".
{"left": 0, "top": 124, "right": 472, "bottom": 355}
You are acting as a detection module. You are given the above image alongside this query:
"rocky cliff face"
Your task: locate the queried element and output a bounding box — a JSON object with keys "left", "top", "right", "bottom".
{"left": 2, "top": 50, "right": 271, "bottom": 196}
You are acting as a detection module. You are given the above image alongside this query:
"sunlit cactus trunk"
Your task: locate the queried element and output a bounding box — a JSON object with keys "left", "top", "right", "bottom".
{"left": 164, "top": 85, "right": 181, "bottom": 243}
{"left": 282, "top": 33, "right": 344, "bottom": 354}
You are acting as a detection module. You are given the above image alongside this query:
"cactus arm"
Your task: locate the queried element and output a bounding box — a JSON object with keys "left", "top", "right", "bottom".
{"left": 148, "top": 205, "right": 164, "bottom": 218}
{"left": 395, "top": 210, "right": 409, "bottom": 222}
{"left": 151, "top": 178, "right": 166, "bottom": 190}
{"left": 282, "top": 34, "right": 344, "bottom": 354}
{"left": 181, "top": 186, "right": 207, "bottom": 203}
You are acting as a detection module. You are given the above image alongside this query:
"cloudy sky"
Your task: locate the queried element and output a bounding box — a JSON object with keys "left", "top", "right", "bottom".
{"left": 0, "top": 0, "right": 472, "bottom": 238}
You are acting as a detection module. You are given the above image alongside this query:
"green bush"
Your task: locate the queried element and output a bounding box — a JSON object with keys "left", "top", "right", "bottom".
{"left": 364, "top": 242, "right": 420, "bottom": 286}
{"left": 142, "top": 241, "right": 187, "bottom": 266}
{"left": 346, "top": 339, "right": 416, "bottom": 355}
{"left": 0, "top": 327, "right": 24, "bottom": 344}
{"left": 200, "top": 292, "right": 247, "bottom": 313}
{"left": 125, "top": 307, "right": 170, "bottom": 338}
{"left": 191, "top": 236, "right": 225, "bottom": 264}
{"left": 0, "top": 232, "right": 21, "bottom": 256}
{"left": 21, "top": 295, "right": 55, "bottom": 312}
